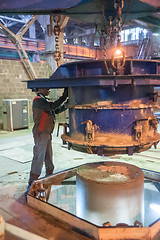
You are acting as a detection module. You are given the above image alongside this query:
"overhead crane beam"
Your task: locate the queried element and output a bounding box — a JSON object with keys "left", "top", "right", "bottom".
{"left": 16, "top": 15, "right": 39, "bottom": 41}
{"left": 0, "top": 0, "right": 159, "bottom": 33}
{"left": 0, "top": 15, "right": 39, "bottom": 80}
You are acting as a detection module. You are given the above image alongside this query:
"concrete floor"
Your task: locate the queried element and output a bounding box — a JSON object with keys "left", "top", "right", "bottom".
{"left": 0, "top": 123, "right": 160, "bottom": 239}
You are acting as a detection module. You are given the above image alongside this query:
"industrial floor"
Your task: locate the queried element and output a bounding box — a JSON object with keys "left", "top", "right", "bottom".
{"left": 0, "top": 123, "right": 160, "bottom": 240}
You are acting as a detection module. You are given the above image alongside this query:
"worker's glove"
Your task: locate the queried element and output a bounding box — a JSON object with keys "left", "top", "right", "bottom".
{"left": 64, "top": 98, "right": 69, "bottom": 108}
{"left": 55, "top": 98, "right": 69, "bottom": 114}
{"left": 54, "top": 99, "right": 69, "bottom": 114}
{"left": 55, "top": 104, "right": 66, "bottom": 114}
{"left": 62, "top": 87, "right": 68, "bottom": 98}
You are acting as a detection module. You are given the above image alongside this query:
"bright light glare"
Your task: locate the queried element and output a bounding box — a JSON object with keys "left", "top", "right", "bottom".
{"left": 114, "top": 49, "right": 123, "bottom": 57}
{"left": 150, "top": 203, "right": 160, "bottom": 213}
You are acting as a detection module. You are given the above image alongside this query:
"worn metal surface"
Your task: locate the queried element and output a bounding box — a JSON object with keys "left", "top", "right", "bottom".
{"left": 76, "top": 162, "right": 144, "bottom": 226}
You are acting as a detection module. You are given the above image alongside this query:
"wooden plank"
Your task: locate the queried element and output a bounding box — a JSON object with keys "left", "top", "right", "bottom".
{"left": 0, "top": 216, "right": 5, "bottom": 240}
{"left": 5, "top": 223, "right": 48, "bottom": 240}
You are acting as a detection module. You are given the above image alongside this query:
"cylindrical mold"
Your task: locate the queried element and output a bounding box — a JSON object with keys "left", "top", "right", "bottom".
{"left": 76, "top": 162, "right": 144, "bottom": 226}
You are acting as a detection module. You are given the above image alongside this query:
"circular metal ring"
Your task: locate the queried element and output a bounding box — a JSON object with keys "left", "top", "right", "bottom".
{"left": 111, "top": 48, "right": 125, "bottom": 69}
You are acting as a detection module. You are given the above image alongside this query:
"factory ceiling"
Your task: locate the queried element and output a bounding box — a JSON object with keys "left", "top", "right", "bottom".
{"left": 0, "top": 0, "right": 159, "bottom": 33}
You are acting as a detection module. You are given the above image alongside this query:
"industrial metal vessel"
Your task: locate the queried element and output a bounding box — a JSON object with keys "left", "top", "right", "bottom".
{"left": 26, "top": 59, "right": 160, "bottom": 155}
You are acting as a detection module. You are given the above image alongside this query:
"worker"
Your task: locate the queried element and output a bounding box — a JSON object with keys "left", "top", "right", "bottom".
{"left": 25, "top": 88, "right": 68, "bottom": 199}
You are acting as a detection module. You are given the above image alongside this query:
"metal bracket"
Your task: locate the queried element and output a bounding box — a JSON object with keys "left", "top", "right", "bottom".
{"left": 127, "top": 146, "right": 134, "bottom": 156}
{"left": 97, "top": 146, "right": 104, "bottom": 156}
{"left": 57, "top": 123, "right": 69, "bottom": 137}
{"left": 57, "top": 123, "right": 69, "bottom": 144}
{"left": 81, "top": 120, "right": 99, "bottom": 143}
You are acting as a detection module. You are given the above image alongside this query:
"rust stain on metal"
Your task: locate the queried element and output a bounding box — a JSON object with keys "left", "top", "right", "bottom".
{"left": 68, "top": 99, "right": 159, "bottom": 110}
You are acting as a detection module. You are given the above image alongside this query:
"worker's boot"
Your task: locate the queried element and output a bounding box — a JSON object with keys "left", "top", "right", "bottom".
{"left": 25, "top": 172, "right": 40, "bottom": 202}
{"left": 28, "top": 172, "right": 40, "bottom": 185}
{"left": 45, "top": 166, "right": 54, "bottom": 177}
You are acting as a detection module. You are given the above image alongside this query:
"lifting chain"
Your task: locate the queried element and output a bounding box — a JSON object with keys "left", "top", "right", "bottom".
{"left": 103, "top": 37, "right": 107, "bottom": 60}
{"left": 114, "top": 0, "right": 124, "bottom": 47}
{"left": 101, "top": 3, "right": 110, "bottom": 73}
{"left": 101, "top": 0, "right": 125, "bottom": 73}
{"left": 53, "top": 16, "right": 61, "bottom": 68}
{"left": 109, "top": 16, "right": 115, "bottom": 45}
{"left": 103, "top": 37, "right": 109, "bottom": 74}
{"left": 111, "top": 0, "right": 125, "bottom": 72}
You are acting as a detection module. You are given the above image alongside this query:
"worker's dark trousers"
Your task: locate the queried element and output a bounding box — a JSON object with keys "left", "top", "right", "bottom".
{"left": 29, "top": 132, "right": 54, "bottom": 185}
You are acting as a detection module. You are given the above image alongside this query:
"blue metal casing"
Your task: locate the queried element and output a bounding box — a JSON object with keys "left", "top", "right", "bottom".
{"left": 26, "top": 59, "right": 160, "bottom": 155}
